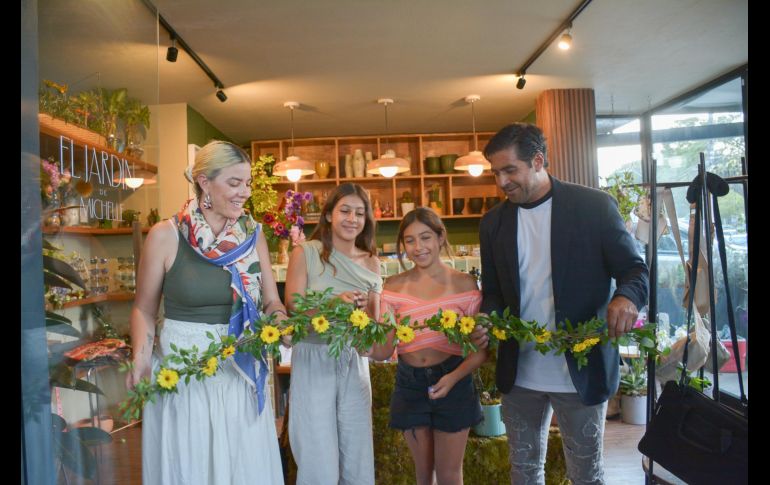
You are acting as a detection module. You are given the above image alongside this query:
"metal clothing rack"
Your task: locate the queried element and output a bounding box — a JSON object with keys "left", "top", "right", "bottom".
{"left": 643, "top": 153, "right": 749, "bottom": 483}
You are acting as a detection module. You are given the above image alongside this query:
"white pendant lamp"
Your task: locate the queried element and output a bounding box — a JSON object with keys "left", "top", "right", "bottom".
{"left": 273, "top": 101, "right": 315, "bottom": 182}
{"left": 114, "top": 164, "right": 157, "bottom": 190}
{"left": 367, "top": 98, "right": 410, "bottom": 178}
{"left": 454, "top": 95, "right": 491, "bottom": 177}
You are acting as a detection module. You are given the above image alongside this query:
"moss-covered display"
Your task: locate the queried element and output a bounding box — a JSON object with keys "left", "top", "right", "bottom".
{"left": 369, "top": 362, "right": 569, "bottom": 485}
{"left": 281, "top": 362, "right": 568, "bottom": 484}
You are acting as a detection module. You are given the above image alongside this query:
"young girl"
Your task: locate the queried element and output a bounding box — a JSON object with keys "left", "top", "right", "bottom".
{"left": 370, "top": 207, "right": 486, "bottom": 485}
{"left": 284, "top": 182, "right": 382, "bottom": 485}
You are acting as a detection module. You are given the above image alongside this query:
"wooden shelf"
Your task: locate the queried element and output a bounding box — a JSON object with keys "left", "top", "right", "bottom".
{"left": 43, "top": 226, "right": 150, "bottom": 235}
{"left": 58, "top": 291, "right": 135, "bottom": 309}
{"left": 38, "top": 114, "right": 157, "bottom": 174}
{"left": 253, "top": 131, "right": 502, "bottom": 219}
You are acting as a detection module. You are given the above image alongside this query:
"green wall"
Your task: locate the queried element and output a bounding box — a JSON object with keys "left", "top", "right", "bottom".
{"left": 372, "top": 218, "right": 482, "bottom": 246}
{"left": 302, "top": 217, "right": 482, "bottom": 248}
{"left": 187, "top": 105, "right": 234, "bottom": 146}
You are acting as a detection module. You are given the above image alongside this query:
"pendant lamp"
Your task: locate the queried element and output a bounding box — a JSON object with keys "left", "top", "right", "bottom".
{"left": 366, "top": 98, "right": 410, "bottom": 178}
{"left": 454, "top": 95, "right": 491, "bottom": 177}
{"left": 273, "top": 101, "right": 315, "bottom": 182}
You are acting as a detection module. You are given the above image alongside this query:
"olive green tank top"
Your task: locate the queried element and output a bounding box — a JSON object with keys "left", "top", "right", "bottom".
{"left": 162, "top": 230, "right": 233, "bottom": 325}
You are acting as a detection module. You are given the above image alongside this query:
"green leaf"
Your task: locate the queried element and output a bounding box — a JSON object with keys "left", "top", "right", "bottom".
{"left": 43, "top": 254, "right": 86, "bottom": 289}
{"left": 43, "top": 270, "right": 72, "bottom": 290}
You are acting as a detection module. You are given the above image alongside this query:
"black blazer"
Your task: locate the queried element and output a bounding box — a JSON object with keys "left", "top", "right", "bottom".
{"left": 480, "top": 177, "right": 648, "bottom": 406}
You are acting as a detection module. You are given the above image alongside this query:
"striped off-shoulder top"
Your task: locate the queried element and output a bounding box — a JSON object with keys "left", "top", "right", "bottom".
{"left": 380, "top": 289, "right": 482, "bottom": 356}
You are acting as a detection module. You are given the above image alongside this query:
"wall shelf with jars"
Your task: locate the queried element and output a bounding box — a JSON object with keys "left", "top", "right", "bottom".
{"left": 251, "top": 131, "right": 504, "bottom": 221}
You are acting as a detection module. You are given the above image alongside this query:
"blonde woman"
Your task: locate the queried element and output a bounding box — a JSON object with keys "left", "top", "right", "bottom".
{"left": 126, "top": 141, "right": 285, "bottom": 485}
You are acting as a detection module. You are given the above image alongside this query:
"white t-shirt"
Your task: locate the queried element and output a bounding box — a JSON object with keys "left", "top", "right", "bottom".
{"left": 514, "top": 198, "right": 577, "bottom": 393}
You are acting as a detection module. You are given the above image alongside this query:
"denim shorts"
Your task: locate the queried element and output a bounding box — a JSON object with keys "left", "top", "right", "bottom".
{"left": 390, "top": 354, "right": 482, "bottom": 433}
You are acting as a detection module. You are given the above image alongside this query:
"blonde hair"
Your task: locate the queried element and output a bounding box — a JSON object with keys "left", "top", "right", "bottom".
{"left": 184, "top": 140, "right": 251, "bottom": 198}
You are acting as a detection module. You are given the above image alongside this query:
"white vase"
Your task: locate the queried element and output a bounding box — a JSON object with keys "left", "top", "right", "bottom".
{"left": 344, "top": 154, "right": 354, "bottom": 178}
{"left": 353, "top": 149, "right": 366, "bottom": 178}
{"left": 364, "top": 151, "right": 373, "bottom": 177}
{"left": 400, "top": 202, "right": 415, "bottom": 216}
{"left": 620, "top": 394, "right": 647, "bottom": 425}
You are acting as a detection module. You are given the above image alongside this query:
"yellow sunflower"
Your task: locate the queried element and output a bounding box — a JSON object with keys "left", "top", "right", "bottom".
{"left": 572, "top": 342, "right": 587, "bottom": 353}
{"left": 396, "top": 325, "right": 415, "bottom": 343}
{"left": 221, "top": 345, "right": 236, "bottom": 359}
{"left": 492, "top": 328, "right": 508, "bottom": 341}
{"left": 202, "top": 356, "right": 218, "bottom": 376}
{"left": 260, "top": 325, "right": 280, "bottom": 344}
{"left": 459, "top": 316, "right": 475, "bottom": 334}
{"left": 157, "top": 368, "right": 180, "bottom": 390}
{"left": 349, "top": 309, "right": 370, "bottom": 330}
{"left": 281, "top": 325, "right": 295, "bottom": 336}
{"left": 312, "top": 315, "right": 330, "bottom": 333}
{"left": 535, "top": 330, "right": 552, "bottom": 344}
{"left": 440, "top": 310, "right": 458, "bottom": 329}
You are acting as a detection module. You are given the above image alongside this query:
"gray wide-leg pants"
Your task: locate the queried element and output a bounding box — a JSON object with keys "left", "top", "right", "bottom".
{"left": 289, "top": 341, "right": 375, "bottom": 485}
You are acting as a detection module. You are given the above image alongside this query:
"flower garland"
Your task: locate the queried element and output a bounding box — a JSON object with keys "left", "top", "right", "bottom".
{"left": 119, "top": 288, "right": 657, "bottom": 421}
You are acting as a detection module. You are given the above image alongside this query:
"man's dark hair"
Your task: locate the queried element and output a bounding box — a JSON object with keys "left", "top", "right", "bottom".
{"left": 483, "top": 123, "right": 548, "bottom": 168}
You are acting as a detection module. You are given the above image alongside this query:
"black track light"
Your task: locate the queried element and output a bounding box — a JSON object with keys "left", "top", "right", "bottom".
{"left": 166, "top": 38, "right": 178, "bottom": 62}
{"left": 516, "top": 76, "right": 526, "bottom": 90}
{"left": 216, "top": 89, "right": 227, "bottom": 103}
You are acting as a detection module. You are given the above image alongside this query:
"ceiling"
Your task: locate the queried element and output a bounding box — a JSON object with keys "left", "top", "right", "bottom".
{"left": 37, "top": 0, "right": 747, "bottom": 145}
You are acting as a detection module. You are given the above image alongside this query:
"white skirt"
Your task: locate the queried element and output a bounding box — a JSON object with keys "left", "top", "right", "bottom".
{"left": 142, "top": 319, "right": 283, "bottom": 485}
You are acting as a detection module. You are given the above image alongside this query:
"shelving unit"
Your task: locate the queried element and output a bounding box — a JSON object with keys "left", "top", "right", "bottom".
{"left": 57, "top": 291, "right": 135, "bottom": 309}
{"left": 252, "top": 131, "right": 503, "bottom": 220}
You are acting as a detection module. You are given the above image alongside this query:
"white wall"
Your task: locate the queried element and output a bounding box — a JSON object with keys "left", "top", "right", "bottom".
{"left": 145, "top": 103, "right": 190, "bottom": 219}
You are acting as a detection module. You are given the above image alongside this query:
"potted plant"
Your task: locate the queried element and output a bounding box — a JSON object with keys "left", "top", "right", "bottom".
{"left": 123, "top": 97, "right": 151, "bottom": 158}
{"left": 619, "top": 350, "right": 648, "bottom": 425}
{"left": 602, "top": 171, "right": 646, "bottom": 231}
{"left": 400, "top": 190, "right": 415, "bottom": 216}
{"left": 99, "top": 87, "right": 128, "bottom": 151}
{"left": 472, "top": 361, "right": 505, "bottom": 437}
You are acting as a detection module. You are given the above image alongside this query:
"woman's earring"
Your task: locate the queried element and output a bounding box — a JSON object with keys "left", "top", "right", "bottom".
{"left": 201, "top": 193, "right": 213, "bottom": 210}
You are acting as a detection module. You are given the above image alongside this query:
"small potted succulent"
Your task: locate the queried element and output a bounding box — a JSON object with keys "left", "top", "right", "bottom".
{"left": 472, "top": 364, "right": 505, "bottom": 437}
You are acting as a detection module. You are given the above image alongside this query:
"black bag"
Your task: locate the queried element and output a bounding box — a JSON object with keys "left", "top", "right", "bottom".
{"left": 637, "top": 380, "right": 748, "bottom": 484}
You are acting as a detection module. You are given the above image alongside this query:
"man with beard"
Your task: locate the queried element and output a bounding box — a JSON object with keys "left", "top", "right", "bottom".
{"left": 473, "top": 123, "right": 648, "bottom": 485}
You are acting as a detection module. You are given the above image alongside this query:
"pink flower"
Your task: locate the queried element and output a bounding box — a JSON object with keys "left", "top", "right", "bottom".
{"left": 633, "top": 318, "right": 646, "bottom": 329}
{"left": 273, "top": 222, "right": 285, "bottom": 234}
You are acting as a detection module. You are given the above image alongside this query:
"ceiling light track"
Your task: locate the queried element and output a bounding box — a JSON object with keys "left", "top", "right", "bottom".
{"left": 142, "top": 0, "right": 227, "bottom": 98}
{"left": 514, "top": 0, "right": 592, "bottom": 88}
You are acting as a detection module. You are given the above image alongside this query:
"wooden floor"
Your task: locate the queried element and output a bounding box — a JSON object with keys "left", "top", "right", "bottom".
{"left": 85, "top": 416, "right": 658, "bottom": 484}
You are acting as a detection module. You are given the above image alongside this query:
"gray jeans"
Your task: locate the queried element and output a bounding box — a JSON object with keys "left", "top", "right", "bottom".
{"left": 501, "top": 386, "right": 607, "bottom": 485}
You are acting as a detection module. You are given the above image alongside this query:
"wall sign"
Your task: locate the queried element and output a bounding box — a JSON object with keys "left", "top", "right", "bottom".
{"left": 57, "top": 135, "right": 136, "bottom": 221}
